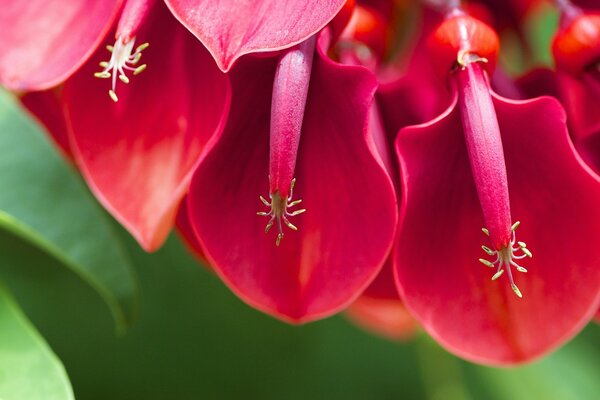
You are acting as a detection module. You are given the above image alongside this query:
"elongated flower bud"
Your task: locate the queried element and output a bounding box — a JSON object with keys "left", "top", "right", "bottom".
{"left": 429, "top": 10, "right": 530, "bottom": 297}
{"left": 552, "top": 8, "right": 600, "bottom": 75}
{"left": 269, "top": 36, "right": 316, "bottom": 198}
{"left": 456, "top": 62, "right": 512, "bottom": 249}
{"left": 258, "top": 36, "right": 316, "bottom": 246}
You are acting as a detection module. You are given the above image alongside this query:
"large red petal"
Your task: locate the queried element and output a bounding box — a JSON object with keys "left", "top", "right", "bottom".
{"left": 394, "top": 93, "right": 600, "bottom": 365}
{"left": 63, "top": 5, "right": 231, "bottom": 251}
{"left": 0, "top": 0, "right": 122, "bottom": 90}
{"left": 188, "top": 36, "right": 397, "bottom": 323}
{"left": 164, "top": 0, "right": 346, "bottom": 72}
{"left": 345, "top": 295, "right": 418, "bottom": 341}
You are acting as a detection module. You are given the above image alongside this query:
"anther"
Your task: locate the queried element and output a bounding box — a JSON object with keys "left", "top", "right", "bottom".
{"left": 481, "top": 245, "right": 494, "bottom": 256}
{"left": 257, "top": 178, "right": 306, "bottom": 246}
{"left": 479, "top": 222, "right": 531, "bottom": 298}
{"left": 94, "top": 37, "right": 149, "bottom": 102}
{"left": 109, "top": 90, "right": 118, "bottom": 103}
{"left": 491, "top": 270, "right": 504, "bottom": 280}
{"left": 479, "top": 258, "right": 494, "bottom": 268}
{"left": 511, "top": 284, "right": 523, "bottom": 298}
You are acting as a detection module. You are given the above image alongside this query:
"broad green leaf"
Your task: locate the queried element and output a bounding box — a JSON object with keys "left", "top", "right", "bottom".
{"left": 0, "top": 284, "right": 74, "bottom": 400}
{"left": 0, "top": 91, "right": 137, "bottom": 330}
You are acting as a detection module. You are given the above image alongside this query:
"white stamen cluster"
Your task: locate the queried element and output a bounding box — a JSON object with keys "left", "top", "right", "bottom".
{"left": 257, "top": 178, "right": 306, "bottom": 246}
{"left": 478, "top": 221, "right": 532, "bottom": 298}
{"left": 94, "top": 37, "right": 148, "bottom": 102}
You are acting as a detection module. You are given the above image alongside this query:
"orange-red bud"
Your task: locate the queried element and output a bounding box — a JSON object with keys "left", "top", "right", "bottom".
{"left": 427, "top": 13, "right": 499, "bottom": 77}
{"left": 552, "top": 13, "right": 600, "bottom": 75}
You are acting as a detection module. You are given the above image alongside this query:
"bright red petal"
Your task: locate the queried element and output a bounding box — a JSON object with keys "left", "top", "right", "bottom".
{"left": 164, "top": 0, "right": 346, "bottom": 72}
{"left": 187, "top": 36, "right": 397, "bottom": 323}
{"left": 0, "top": 0, "right": 122, "bottom": 90}
{"left": 63, "top": 5, "right": 231, "bottom": 251}
{"left": 20, "top": 88, "right": 72, "bottom": 159}
{"left": 394, "top": 93, "right": 600, "bottom": 365}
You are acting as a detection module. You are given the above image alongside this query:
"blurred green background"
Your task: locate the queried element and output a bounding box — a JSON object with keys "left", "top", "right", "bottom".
{"left": 4, "top": 225, "right": 599, "bottom": 400}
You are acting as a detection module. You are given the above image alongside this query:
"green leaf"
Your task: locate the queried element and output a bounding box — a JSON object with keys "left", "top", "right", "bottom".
{"left": 0, "top": 284, "right": 74, "bottom": 400}
{"left": 0, "top": 91, "right": 137, "bottom": 331}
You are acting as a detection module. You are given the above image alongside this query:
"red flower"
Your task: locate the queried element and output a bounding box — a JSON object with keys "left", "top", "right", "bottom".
{"left": 6, "top": 0, "right": 348, "bottom": 251}
{"left": 390, "top": 10, "right": 600, "bottom": 364}
{"left": 184, "top": 26, "right": 397, "bottom": 323}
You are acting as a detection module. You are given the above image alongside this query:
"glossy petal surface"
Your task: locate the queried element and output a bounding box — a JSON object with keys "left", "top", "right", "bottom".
{"left": 63, "top": 6, "right": 230, "bottom": 251}
{"left": 164, "top": 0, "right": 346, "bottom": 71}
{"left": 188, "top": 38, "right": 397, "bottom": 323}
{"left": 394, "top": 94, "right": 600, "bottom": 365}
{"left": 0, "top": 0, "right": 122, "bottom": 90}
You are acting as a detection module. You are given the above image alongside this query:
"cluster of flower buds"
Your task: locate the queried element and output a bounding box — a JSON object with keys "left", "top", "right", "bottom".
{"left": 1, "top": 0, "right": 599, "bottom": 366}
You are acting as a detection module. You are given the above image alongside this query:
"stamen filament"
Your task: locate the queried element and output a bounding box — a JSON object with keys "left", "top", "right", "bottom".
{"left": 94, "top": 37, "right": 149, "bottom": 102}
{"left": 479, "top": 221, "right": 531, "bottom": 298}
{"left": 257, "top": 178, "right": 306, "bottom": 246}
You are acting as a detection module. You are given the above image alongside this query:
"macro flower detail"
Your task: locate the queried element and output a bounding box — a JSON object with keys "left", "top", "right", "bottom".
{"left": 428, "top": 11, "right": 529, "bottom": 297}
{"left": 257, "top": 37, "right": 315, "bottom": 246}
{"left": 60, "top": 2, "right": 231, "bottom": 251}
{"left": 186, "top": 27, "right": 397, "bottom": 323}
{"left": 392, "top": 8, "right": 600, "bottom": 364}
{"left": 2, "top": 0, "right": 600, "bottom": 386}
{"left": 93, "top": 0, "right": 156, "bottom": 102}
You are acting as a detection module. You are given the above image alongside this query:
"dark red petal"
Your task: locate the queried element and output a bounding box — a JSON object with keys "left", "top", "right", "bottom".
{"left": 187, "top": 36, "right": 397, "bottom": 323}
{"left": 517, "top": 69, "right": 600, "bottom": 172}
{"left": 164, "top": 0, "right": 346, "bottom": 72}
{"left": 20, "top": 88, "right": 73, "bottom": 159}
{"left": 345, "top": 295, "right": 418, "bottom": 341}
{"left": 175, "top": 197, "right": 207, "bottom": 264}
{"left": 394, "top": 93, "right": 600, "bottom": 365}
{"left": 63, "top": 6, "right": 231, "bottom": 251}
{"left": 362, "top": 260, "right": 399, "bottom": 300}
{"left": 0, "top": 0, "right": 122, "bottom": 90}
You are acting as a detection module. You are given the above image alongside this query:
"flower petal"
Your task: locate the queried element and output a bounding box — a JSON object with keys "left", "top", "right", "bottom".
{"left": 345, "top": 295, "right": 418, "bottom": 341}
{"left": 0, "top": 0, "right": 122, "bottom": 90}
{"left": 164, "top": 0, "right": 346, "bottom": 72}
{"left": 187, "top": 37, "right": 397, "bottom": 323}
{"left": 175, "top": 197, "right": 207, "bottom": 263}
{"left": 519, "top": 69, "right": 600, "bottom": 143}
{"left": 63, "top": 6, "right": 231, "bottom": 251}
{"left": 394, "top": 93, "right": 600, "bottom": 365}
